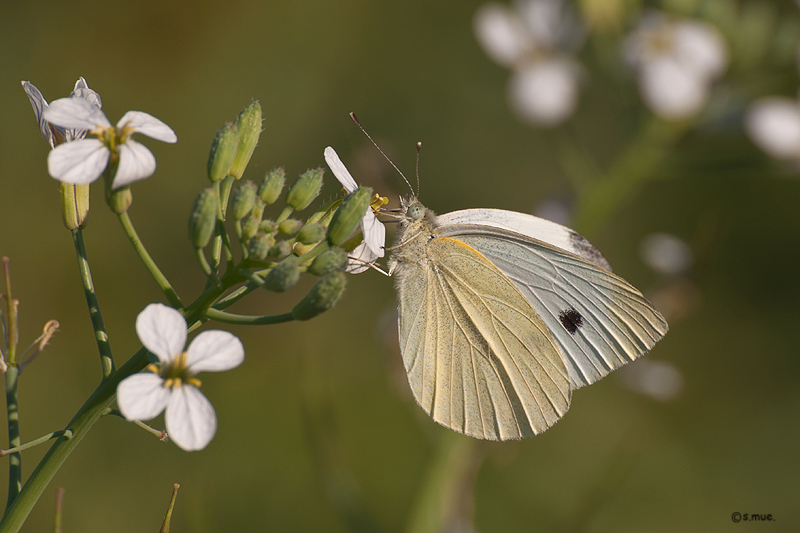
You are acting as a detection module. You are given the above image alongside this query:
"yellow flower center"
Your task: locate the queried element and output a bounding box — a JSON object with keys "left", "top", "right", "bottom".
{"left": 146, "top": 352, "right": 202, "bottom": 390}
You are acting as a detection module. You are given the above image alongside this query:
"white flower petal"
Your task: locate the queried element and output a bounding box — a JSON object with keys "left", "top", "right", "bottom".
{"left": 165, "top": 385, "right": 217, "bottom": 451}
{"left": 47, "top": 139, "right": 110, "bottom": 184}
{"left": 672, "top": 20, "right": 728, "bottom": 79}
{"left": 345, "top": 241, "right": 380, "bottom": 274}
{"left": 324, "top": 146, "right": 358, "bottom": 192}
{"left": 70, "top": 77, "right": 103, "bottom": 109}
{"left": 745, "top": 98, "right": 800, "bottom": 160}
{"left": 185, "top": 330, "right": 244, "bottom": 373}
{"left": 474, "top": 4, "right": 528, "bottom": 67}
{"left": 117, "top": 373, "right": 170, "bottom": 421}
{"left": 361, "top": 210, "right": 386, "bottom": 257}
{"left": 640, "top": 233, "right": 693, "bottom": 276}
{"left": 44, "top": 97, "right": 111, "bottom": 130}
{"left": 21, "top": 81, "right": 55, "bottom": 146}
{"left": 135, "top": 303, "right": 187, "bottom": 364}
{"left": 118, "top": 111, "right": 177, "bottom": 143}
{"left": 113, "top": 140, "right": 157, "bottom": 189}
{"left": 508, "top": 58, "right": 580, "bottom": 126}
{"left": 638, "top": 59, "right": 708, "bottom": 119}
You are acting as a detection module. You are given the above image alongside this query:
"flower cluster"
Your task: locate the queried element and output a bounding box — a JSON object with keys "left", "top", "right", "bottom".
{"left": 474, "top": 0, "right": 585, "bottom": 127}
{"left": 623, "top": 11, "right": 728, "bottom": 120}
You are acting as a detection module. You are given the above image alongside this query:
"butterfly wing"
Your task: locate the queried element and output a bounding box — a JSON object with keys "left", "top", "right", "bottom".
{"left": 437, "top": 208, "right": 612, "bottom": 271}
{"left": 395, "top": 236, "right": 571, "bottom": 440}
{"left": 438, "top": 224, "right": 668, "bottom": 389}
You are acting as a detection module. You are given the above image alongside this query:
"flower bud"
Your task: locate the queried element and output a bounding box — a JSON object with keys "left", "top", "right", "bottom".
{"left": 247, "top": 232, "right": 274, "bottom": 261}
{"left": 292, "top": 272, "right": 347, "bottom": 320}
{"left": 107, "top": 186, "right": 132, "bottom": 214}
{"left": 258, "top": 168, "right": 285, "bottom": 205}
{"left": 241, "top": 214, "right": 261, "bottom": 242}
{"left": 296, "top": 223, "right": 326, "bottom": 244}
{"left": 61, "top": 183, "right": 90, "bottom": 230}
{"left": 278, "top": 218, "right": 303, "bottom": 237}
{"left": 268, "top": 240, "right": 292, "bottom": 261}
{"left": 250, "top": 198, "right": 266, "bottom": 220}
{"left": 263, "top": 255, "right": 300, "bottom": 292}
{"left": 188, "top": 188, "right": 219, "bottom": 248}
{"left": 231, "top": 180, "right": 257, "bottom": 220}
{"left": 260, "top": 220, "right": 278, "bottom": 234}
{"left": 327, "top": 187, "right": 372, "bottom": 247}
{"left": 207, "top": 123, "right": 238, "bottom": 183}
{"left": 308, "top": 247, "right": 347, "bottom": 276}
{"left": 230, "top": 101, "right": 262, "bottom": 179}
{"left": 286, "top": 168, "right": 324, "bottom": 211}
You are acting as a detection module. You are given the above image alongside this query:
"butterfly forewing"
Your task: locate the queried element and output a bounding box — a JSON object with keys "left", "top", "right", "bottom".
{"left": 395, "top": 236, "right": 571, "bottom": 440}
{"left": 439, "top": 224, "right": 668, "bottom": 389}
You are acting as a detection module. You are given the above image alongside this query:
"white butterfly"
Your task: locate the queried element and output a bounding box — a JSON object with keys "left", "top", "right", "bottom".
{"left": 325, "top": 146, "right": 668, "bottom": 441}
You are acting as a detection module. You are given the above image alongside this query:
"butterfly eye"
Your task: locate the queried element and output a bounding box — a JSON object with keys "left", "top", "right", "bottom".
{"left": 408, "top": 204, "right": 424, "bottom": 220}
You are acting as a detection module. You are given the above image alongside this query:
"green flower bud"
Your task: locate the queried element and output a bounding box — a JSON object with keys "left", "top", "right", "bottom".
{"left": 247, "top": 232, "right": 274, "bottom": 261}
{"left": 61, "top": 183, "right": 90, "bottom": 230}
{"left": 230, "top": 101, "right": 262, "bottom": 179}
{"left": 259, "top": 220, "right": 278, "bottom": 234}
{"left": 107, "top": 186, "right": 132, "bottom": 214}
{"left": 278, "top": 218, "right": 303, "bottom": 237}
{"left": 267, "top": 240, "right": 292, "bottom": 261}
{"left": 188, "top": 188, "right": 219, "bottom": 248}
{"left": 241, "top": 214, "right": 261, "bottom": 242}
{"left": 231, "top": 180, "right": 257, "bottom": 220}
{"left": 292, "top": 272, "right": 347, "bottom": 320}
{"left": 207, "top": 123, "right": 238, "bottom": 183}
{"left": 250, "top": 197, "right": 266, "bottom": 220}
{"left": 286, "top": 168, "right": 324, "bottom": 211}
{"left": 262, "top": 255, "right": 300, "bottom": 292}
{"left": 258, "top": 168, "right": 285, "bottom": 205}
{"left": 296, "top": 223, "right": 326, "bottom": 244}
{"left": 327, "top": 187, "right": 372, "bottom": 247}
{"left": 308, "top": 247, "right": 347, "bottom": 276}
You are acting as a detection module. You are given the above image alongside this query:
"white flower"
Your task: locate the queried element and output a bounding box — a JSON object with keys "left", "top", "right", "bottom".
{"left": 474, "top": 0, "right": 584, "bottom": 127}
{"left": 324, "top": 146, "right": 386, "bottom": 273}
{"left": 745, "top": 97, "right": 800, "bottom": 161}
{"left": 117, "top": 304, "right": 244, "bottom": 451}
{"left": 624, "top": 12, "right": 728, "bottom": 120}
{"left": 22, "top": 77, "right": 102, "bottom": 148}
{"left": 43, "top": 97, "right": 177, "bottom": 189}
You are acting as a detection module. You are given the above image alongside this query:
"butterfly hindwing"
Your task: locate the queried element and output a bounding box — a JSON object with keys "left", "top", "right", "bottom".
{"left": 439, "top": 224, "right": 668, "bottom": 389}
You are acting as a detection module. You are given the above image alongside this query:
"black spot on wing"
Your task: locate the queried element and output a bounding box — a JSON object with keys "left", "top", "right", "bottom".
{"left": 558, "top": 307, "right": 583, "bottom": 335}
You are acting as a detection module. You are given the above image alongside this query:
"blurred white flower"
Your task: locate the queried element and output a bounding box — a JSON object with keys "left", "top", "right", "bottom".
{"left": 745, "top": 97, "right": 800, "bottom": 161}
{"left": 624, "top": 12, "right": 728, "bottom": 120}
{"left": 43, "top": 97, "right": 177, "bottom": 189}
{"left": 474, "top": 0, "right": 584, "bottom": 126}
{"left": 117, "top": 304, "right": 244, "bottom": 451}
{"left": 22, "top": 77, "right": 102, "bottom": 148}
{"left": 640, "top": 233, "right": 693, "bottom": 276}
{"left": 324, "top": 146, "right": 386, "bottom": 274}
{"left": 617, "top": 359, "right": 683, "bottom": 402}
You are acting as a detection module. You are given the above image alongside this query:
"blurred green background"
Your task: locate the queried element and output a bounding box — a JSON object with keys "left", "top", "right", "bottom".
{"left": 1, "top": 0, "right": 799, "bottom": 531}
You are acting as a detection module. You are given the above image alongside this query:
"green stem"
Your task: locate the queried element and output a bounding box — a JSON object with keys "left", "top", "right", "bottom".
{"left": 71, "top": 228, "right": 115, "bottom": 379}
{"left": 212, "top": 282, "right": 259, "bottom": 310}
{"left": 117, "top": 212, "right": 184, "bottom": 311}
{"left": 0, "top": 430, "right": 72, "bottom": 457}
{"left": 4, "top": 366, "right": 21, "bottom": 510}
{"left": 204, "top": 308, "right": 294, "bottom": 326}
{"left": 572, "top": 117, "right": 689, "bottom": 236}
{"left": 0, "top": 347, "right": 149, "bottom": 532}
{"left": 194, "top": 248, "right": 215, "bottom": 280}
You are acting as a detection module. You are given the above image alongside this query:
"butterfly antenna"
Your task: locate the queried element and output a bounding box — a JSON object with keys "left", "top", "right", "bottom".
{"left": 415, "top": 141, "right": 422, "bottom": 197}
{"left": 350, "top": 112, "right": 415, "bottom": 196}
